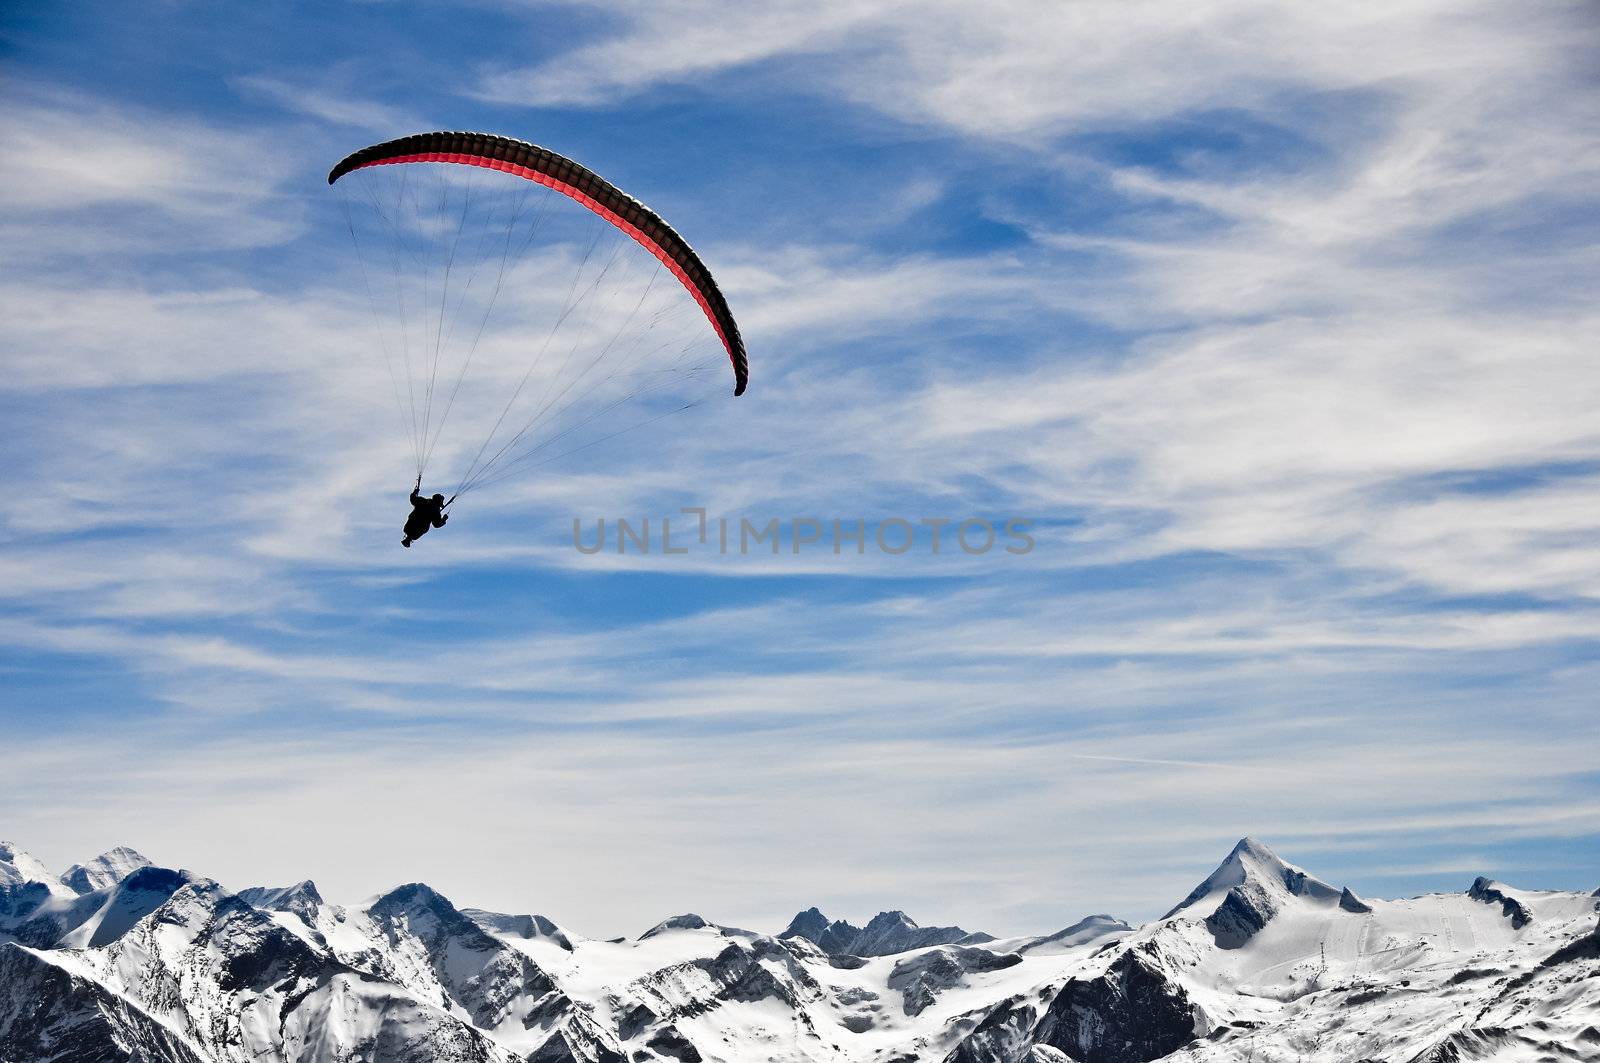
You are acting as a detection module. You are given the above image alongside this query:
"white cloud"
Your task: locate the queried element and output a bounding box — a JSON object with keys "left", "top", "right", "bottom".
{"left": 478, "top": 1, "right": 1586, "bottom": 141}
{"left": 233, "top": 75, "right": 427, "bottom": 133}
{"left": 3, "top": 706, "right": 1595, "bottom": 934}
{"left": 476, "top": 1, "right": 893, "bottom": 109}
{"left": 0, "top": 88, "right": 305, "bottom": 258}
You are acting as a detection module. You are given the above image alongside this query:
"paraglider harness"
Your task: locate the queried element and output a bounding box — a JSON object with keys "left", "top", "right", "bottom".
{"left": 402, "top": 475, "right": 453, "bottom": 547}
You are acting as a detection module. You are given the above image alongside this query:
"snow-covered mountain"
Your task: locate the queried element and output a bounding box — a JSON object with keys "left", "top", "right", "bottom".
{"left": 781, "top": 907, "right": 995, "bottom": 956}
{"left": 1, "top": 837, "right": 1595, "bottom": 1062}
{"left": 59, "top": 846, "right": 152, "bottom": 896}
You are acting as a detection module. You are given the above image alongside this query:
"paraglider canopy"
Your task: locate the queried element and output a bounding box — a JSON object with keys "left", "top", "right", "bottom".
{"left": 329, "top": 130, "right": 749, "bottom": 506}
{"left": 329, "top": 131, "right": 747, "bottom": 396}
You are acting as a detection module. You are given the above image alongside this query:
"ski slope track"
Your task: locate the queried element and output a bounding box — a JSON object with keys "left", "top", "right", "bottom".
{"left": 1, "top": 837, "right": 1595, "bottom": 1062}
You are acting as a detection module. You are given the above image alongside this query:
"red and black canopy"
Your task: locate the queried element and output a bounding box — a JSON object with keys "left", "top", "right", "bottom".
{"left": 329, "top": 131, "right": 748, "bottom": 396}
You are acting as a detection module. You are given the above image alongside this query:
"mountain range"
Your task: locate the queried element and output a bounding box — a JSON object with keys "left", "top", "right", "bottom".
{"left": 1, "top": 836, "right": 1595, "bottom": 1062}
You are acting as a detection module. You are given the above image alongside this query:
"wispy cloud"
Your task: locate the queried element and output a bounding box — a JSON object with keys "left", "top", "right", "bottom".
{"left": 0, "top": 87, "right": 305, "bottom": 261}
{"left": 476, "top": 1, "right": 1591, "bottom": 142}
{"left": 233, "top": 75, "right": 429, "bottom": 133}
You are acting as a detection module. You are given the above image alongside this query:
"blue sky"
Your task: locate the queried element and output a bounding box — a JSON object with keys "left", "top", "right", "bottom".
{"left": 2, "top": 1, "right": 1598, "bottom": 937}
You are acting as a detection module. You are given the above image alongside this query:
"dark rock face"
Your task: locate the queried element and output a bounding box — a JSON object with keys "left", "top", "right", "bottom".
{"left": 116, "top": 864, "right": 187, "bottom": 894}
{"left": 645, "top": 1025, "right": 703, "bottom": 1062}
{"left": 781, "top": 905, "right": 831, "bottom": 940}
{"left": 370, "top": 882, "right": 495, "bottom": 938}
{"left": 529, "top": 1009, "right": 629, "bottom": 1063}
{"left": 708, "top": 941, "right": 799, "bottom": 1004}
{"left": 718, "top": 938, "right": 824, "bottom": 1005}
{"left": 1467, "top": 878, "right": 1533, "bottom": 930}
{"left": 0, "top": 879, "right": 52, "bottom": 922}
{"left": 1199, "top": 862, "right": 1368, "bottom": 950}
{"left": 1, "top": 877, "right": 72, "bottom": 947}
{"left": 1541, "top": 915, "right": 1600, "bottom": 967}
{"left": 781, "top": 906, "right": 865, "bottom": 955}
{"left": 528, "top": 1011, "right": 629, "bottom": 1063}
{"left": 1166, "top": 838, "right": 1345, "bottom": 929}
{"left": 944, "top": 994, "right": 1041, "bottom": 1063}
{"left": 1204, "top": 883, "right": 1274, "bottom": 950}
{"left": 366, "top": 882, "right": 568, "bottom": 1033}
{"left": 1339, "top": 887, "right": 1374, "bottom": 914}
{"left": 337, "top": 1001, "right": 509, "bottom": 1063}
{"left": 59, "top": 867, "right": 109, "bottom": 896}
{"left": 367, "top": 881, "right": 516, "bottom": 972}
{"left": 605, "top": 935, "right": 829, "bottom": 1058}
{"left": 238, "top": 879, "right": 324, "bottom": 924}
{"left": 781, "top": 906, "right": 992, "bottom": 957}
{"left": 205, "top": 894, "right": 328, "bottom": 994}
{"left": 4, "top": 881, "right": 514, "bottom": 1063}
{"left": 888, "top": 947, "right": 1022, "bottom": 1016}
{"left": 859, "top": 910, "right": 997, "bottom": 955}
{"left": 1163, "top": 837, "right": 1277, "bottom": 918}
{"left": 1404, "top": 1025, "right": 1519, "bottom": 1063}
{"left": 1032, "top": 946, "right": 1200, "bottom": 1063}
{"left": 0, "top": 944, "right": 209, "bottom": 1063}
{"left": 528, "top": 1030, "right": 628, "bottom": 1063}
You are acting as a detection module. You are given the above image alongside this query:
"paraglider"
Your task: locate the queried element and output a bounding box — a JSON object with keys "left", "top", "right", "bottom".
{"left": 328, "top": 131, "right": 748, "bottom": 547}
{"left": 402, "top": 479, "right": 449, "bottom": 548}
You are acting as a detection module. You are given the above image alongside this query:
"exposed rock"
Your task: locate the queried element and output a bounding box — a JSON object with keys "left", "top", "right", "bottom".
{"left": 780, "top": 906, "right": 865, "bottom": 955}
{"left": 781, "top": 905, "right": 832, "bottom": 941}
{"left": 1467, "top": 877, "right": 1533, "bottom": 930}
{"left": 1204, "top": 881, "right": 1276, "bottom": 950}
{"left": 1032, "top": 945, "right": 1202, "bottom": 1063}
{"left": 0, "top": 944, "right": 209, "bottom": 1063}
{"left": 889, "top": 946, "right": 1022, "bottom": 1016}
{"left": 645, "top": 1025, "right": 703, "bottom": 1062}
{"left": 1542, "top": 914, "right": 1600, "bottom": 966}
{"left": 238, "top": 879, "right": 324, "bottom": 922}
{"left": 1169, "top": 838, "right": 1357, "bottom": 950}
{"left": 529, "top": 1010, "right": 627, "bottom": 1063}
{"left": 0, "top": 880, "right": 57, "bottom": 932}
{"left": 1339, "top": 886, "right": 1373, "bottom": 914}
{"left": 781, "top": 906, "right": 992, "bottom": 957}
{"left": 365, "top": 882, "right": 568, "bottom": 1034}
{"left": 1404, "top": 1025, "right": 1520, "bottom": 1063}
{"left": 945, "top": 993, "right": 1044, "bottom": 1063}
